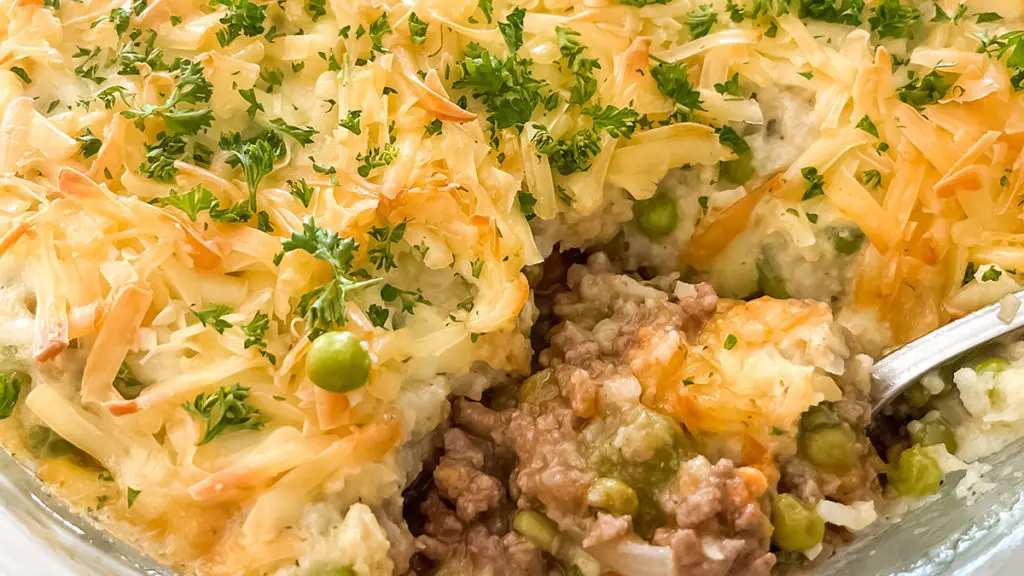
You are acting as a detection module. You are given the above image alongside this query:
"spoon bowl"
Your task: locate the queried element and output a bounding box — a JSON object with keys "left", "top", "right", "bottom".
{"left": 870, "top": 291, "right": 1024, "bottom": 413}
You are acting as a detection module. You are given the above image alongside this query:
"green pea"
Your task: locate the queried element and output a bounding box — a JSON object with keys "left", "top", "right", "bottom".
{"left": 771, "top": 493, "right": 825, "bottom": 551}
{"left": 306, "top": 331, "right": 371, "bottom": 393}
{"left": 828, "top": 226, "right": 865, "bottom": 255}
{"left": 975, "top": 357, "right": 1010, "bottom": 375}
{"left": 304, "top": 565, "right": 356, "bottom": 576}
{"left": 632, "top": 193, "right": 678, "bottom": 239}
{"left": 799, "top": 404, "right": 841, "bottom": 432}
{"left": 908, "top": 412, "right": 957, "bottom": 454}
{"left": 890, "top": 445, "right": 943, "bottom": 498}
{"left": 756, "top": 251, "right": 790, "bottom": 299}
{"left": 513, "top": 510, "right": 561, "bottom": 554}
{"left": 586, "top": 477, "right": 639, "bottom": 516}
{"left": 799, "top": 423, "right": 858, "bottom": 470}
{"left": 720, "top": 150, "right": 754, "bottom": 185}
{"left": 903, "top": 382, "right": 932, "bottom": 408}
{"left": 519, "top": 368, "right": 558, "bottom": 405}
{"left": 0, "top": 370, "right": 27, "bottom": 420}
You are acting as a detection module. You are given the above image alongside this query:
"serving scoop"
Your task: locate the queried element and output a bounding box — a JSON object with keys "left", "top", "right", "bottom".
{"left": 871, "top": 291, "right": 1024, "bottom": 414}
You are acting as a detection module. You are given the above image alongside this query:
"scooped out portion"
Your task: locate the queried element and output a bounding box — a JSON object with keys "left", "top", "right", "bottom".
{"left": 410, "top": 254, "right": 886, "bottom": 575}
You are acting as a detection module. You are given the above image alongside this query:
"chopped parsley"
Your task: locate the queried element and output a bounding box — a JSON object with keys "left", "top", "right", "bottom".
{"left": 982, "top": 267, "right": 1003, "bottom": 282}
{"left": 139, "top": 133, "right": 187, "bottom": 182}
{"left": 126, "top": 487, "right": 141, "bottom": 508}
{"left": 932, "top": 2, "right": 967, "bottom": 23}
{"left": 122, "top": 59, "right": 214, "bottom": 136}
{"left": 517, "top": 191, "right": 537, "bottom": 221}
{"left": 356, "top": 143, "right": 398, "bottom": 177}
{"left": 714, "top": 73, "right": 742, "bottom": 97}
{"left": 76, "top": 129, "right": 102, "bottom": 159}
{"left": 556, "top": 26, "right": 600, "bottom": 106}
{"left": 724, "top": 333, "right": 738, "bottom": 350}
{"left": 687, "top": 4, "right": 719, "bottom": 39}
{"left": 961, "top": 261, "right": 977, "bottom": 285}
{"left": 471, "top": 258, "right": 484, "bottom": 278}
{"left": 800, "top": 167, "right": 825, "bottom": 200}
{"left": 650, "top": 58, "right": 704, "bottom": 118}
{"left": 855, "top": 114, "right": 879, "bottom": 137}
{"left": 476, "top": 0, "right": 493, "bottom": 23}
{"left": 532, "top": 125, "right": 601, "bottom": 176}
{"left": 278, "top": 218, "right": 380, "bottom": 338}
{"left": 259, "top": 67, "right": 285, "bottom": 92}
{"left": 798, "top": 0, "right": 864, "bottom": 26}
{"left": 152, "top": 185, "right": 217, "bottom": 221}
{"left": 862, "top": 169, "right": 882, "bottom": 189}
{"left": 183, "top": 384, "right": 264, "bottom": 445}
{"left": 368, "top": 13, "right": 392, "bottom": 57}
{"left": 305, "top": 0, "right": 326, "bottom": 21}
{"left": 239, "top": 88, "right": 263, "bottom": 120}
{"left": 212, "top": 0, "right": 266, "bottom": 47}
{"left": 584, "top": 104, "right": 639, "bottom": 138}
{"left": 380, "top": 283, "right": 431, "bottom": 313}
{"left": 424, "top": 118, "right": 443, "bottom": 136}
{"left": 367, "top": 304, "right": 389, "bottom": 327}
{"left": 192, "top": 304, "right": 233, "bottom": 334}
{"left": 10, "top": 66, "right": 31, "bottom": 84}
{"left": 268, "top": 118, "right": 318, "bottom": 145}
{"left": 868, "top": 0, "right": 921, "bottom": 39}
{"left": 454, "top": 42, "right": 547, "bottom": 132}
{"left": 975, "top": 12, "right": 1002, "bottom": 23}
{"left": 367, "top": 220, "right": 408, "bottom": 272}
{"left": 408, "top": 11, "right": 428, "bottom": 45}
{"left": 897, "top": 67, "right": 956, "bottom": 108}
{"left": 288, "top": 179, "right": 315, "bottom": 208}
{"left": 339, "top": 109, "right": 362, "bottom": 135}
{"left": 241, "top": 311, "right": 275, "bottom": 364}
{"left": 977, "top": 31, "right": 1024, "bottom": 92}
{"left": 500, "top": 8, "right": 526, "bottom": 53}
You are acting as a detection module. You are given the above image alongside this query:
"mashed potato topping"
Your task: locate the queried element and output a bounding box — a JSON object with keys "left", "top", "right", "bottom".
{"left": 0, "top": 0, "right": 1022, "bottom": 573}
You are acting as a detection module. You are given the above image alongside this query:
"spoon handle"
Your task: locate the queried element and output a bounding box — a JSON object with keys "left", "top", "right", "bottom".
{"left": 871, "top": 291, "right": 1024, "bottom": 413}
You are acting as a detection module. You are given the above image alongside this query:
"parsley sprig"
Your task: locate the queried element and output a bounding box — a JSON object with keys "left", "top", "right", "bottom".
{"left": 454, "top": 11, "right": 547, "bottom": 132}
{"left": 241, "top": 311, "right": 276, "bottom": 364}
{"left": 897, "top": 67, "right": 956, "bottom": 108}
{"left": 868, "top": 0, "right": 921, "bottom": 39}
{"left": 121, "top": 59, "right": 213, "bottom": 135}
{"left": 532, "top": 125, "right": 601, "bottom": 176}
{"left": 687, "top": 4, "right": 719, "bottom": 38}
{"left": 556, "top": 26, "right": 600, "bottom": 106}
{"left": 798, "top": 0, "right": 864, "bottom": 26}
{"left": 183, "top": 384, "right": 264, "bottom": 445}
{"left": 212, "top": 0, "right": 266, "bottom": 47}
{"left": 368, "top": 220, "right": 408, "bottom": 272}
{"left": 192, "top": 304, "right": 233, "bottom": 334}
{"left": 650, "top": 58, "right": 704, "bottom": 119}
{"left": 977, "top": 31, "right": 1024, "bottom": 91}
{"left": 278, "top": 219, "right": 381, "bottom": 339}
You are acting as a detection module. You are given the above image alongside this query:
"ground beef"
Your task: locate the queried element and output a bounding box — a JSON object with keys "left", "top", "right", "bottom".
{"left": 506, "top": 398, "right": 595, "bottom": 516}
{"left": 655, "top": 457, "right": 775, "bottom": 576}
{"left": 582, "top": 512, "right": 632, "bottom": 547}
{"left": 408, "top": 254, "right": 887, "bottom": 576}
{"left": 433, "top": 429, "right": 503, "bottom": 522}
{"left": 413, "top": 454, "right": 546, "bottom": 576}
{"left": 541, "top": 253, "right": 718, "bottom": 419}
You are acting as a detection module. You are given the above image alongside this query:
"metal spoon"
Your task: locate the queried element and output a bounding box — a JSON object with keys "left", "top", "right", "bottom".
{"left": 871, "top": 291, "right": 1024, "bottom": 413}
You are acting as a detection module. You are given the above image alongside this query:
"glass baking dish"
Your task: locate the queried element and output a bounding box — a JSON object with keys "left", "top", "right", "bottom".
{"left": 1, "top": 435, "right": 1023, "bottom": 576}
